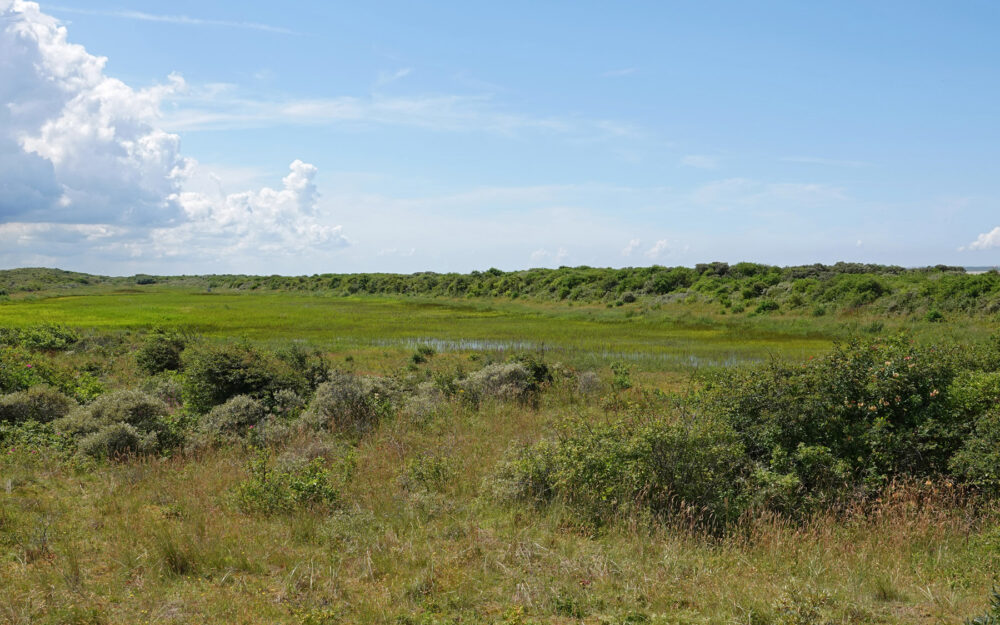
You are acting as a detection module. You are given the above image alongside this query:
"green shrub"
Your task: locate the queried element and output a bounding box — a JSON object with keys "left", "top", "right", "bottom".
{"left": 235, "top": 452, "right": 341, "bottom": 514}
{"left": 0, "top": 324, "right": 79, "bottom": 351}
{"left": 78, "top": 422, "right": 157, "bottom": 459}
{"left": 181, "top": 342, "right": 302, "bottom": 413}
{"left": 700, "top": 335, "right": 965, "bottom": 498}
{"left": 950, "top": 411, "right": 1000, "bottom": 491}
{"left": 198, "top": 394, "right": 270, "bottom": 444}
{"left": 610, "top": 361, "right": 632, "bottom": 391}
{"left": 457, "top": 362, "right": 536, "bottom": 405}
{"left": 54, "top": 390, "right": 171, "bottom": 459}
{"left": 0, "top": 385, "right": 76, "bottom": 424}
{"left": 301, "top": 372, "right": 399, "bottom": 435}
{"left": 492, "top": 416, "right": 748, "bottom": 528}
{"left": 135, "top": 329, "right": 185, "bottom": 375}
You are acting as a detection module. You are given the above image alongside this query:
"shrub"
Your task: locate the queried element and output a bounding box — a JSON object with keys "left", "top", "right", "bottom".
{"left": 457, "top": 362, "right": 536, "bottom": 405}
{"left": 54, "top": 390, "right": 170, "bottom": 459}
{"left": 301, "top": 372, "right": 399, "bottom": 435}
{"left": 234, "top": 452, "right": 341, "bottom": 514}
{"left": 0, "top": 386, "right": 76, "bottom": 424}
{"left": 199, "top": 395, "right": 270, "bottom": 443}
{"left": 699, "top": 335, "right": 965, "bottom": 499}
{"left": 135, "top": 329, "right": 185, "bottom": 375}
{"left": 950, "top": 411, "right": 1000, "bottom": 491}
{"left": 78, "top": 422, "right": 157, "bottom": 459}
{"left": 610, "top": 361, "right": 632, "bottom": 391}
{"left": 492, "top": 416, "right": 748, "bottom": 528}
{"left": 576, "top": 371, "right": 602, "bottom": 395}
{"left": 181, "top": 342, "right": 302, "bottom": 413}
{"left": 0, "top": 324, "right": 79, "bottom": 351}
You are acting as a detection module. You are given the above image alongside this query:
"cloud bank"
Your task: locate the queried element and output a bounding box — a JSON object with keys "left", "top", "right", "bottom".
{"left": 0, "top": 0, "right": 344, "bottom": 271}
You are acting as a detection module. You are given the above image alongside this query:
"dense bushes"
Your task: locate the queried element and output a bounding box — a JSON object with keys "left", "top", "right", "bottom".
{"left": 495, "top": 334, "right": 1000, "bottom": 526}
{"left": 0, "top": 385, "right": 76, "bottom": 424}
{"left": 136, "top": 329, "right": 186, "bottom": 375}
{"left": 492, "top": 416, "right": 747, "bottom": 528}
{"left": 234, "top": 451, "right": 342, "bottom": 514}
{"left": 181, "top": 342, "right": 304, "bottom": 413}
{"left": 54, "top": 390, "right": 171, "bottom": 459}
{"left": 301, "top": 373, "right": 399, "bottom": 435}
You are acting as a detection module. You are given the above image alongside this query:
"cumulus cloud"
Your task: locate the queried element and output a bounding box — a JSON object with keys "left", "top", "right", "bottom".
{"left": 621, "top": 238, "right": 640, "bottom": 256}
{"left": 1, "top": 0, "right": 190, "bottom": 225}
{"left": 962, "top": 227, "right": 1000, "bottom": 251}
{"left": 0, "top": 1, "right": 345, "bottom": 270}
{"left": 644, "top": 239, "right": 669, "bottom": 259}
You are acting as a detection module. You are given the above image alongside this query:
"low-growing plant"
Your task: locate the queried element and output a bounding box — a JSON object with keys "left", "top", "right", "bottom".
{"left": 0, "top": 385, "right": 76, "bottom": 424}
{"left": 492, "top": 416, "right": 748, "bottom": 528}
{"left": 0, "top": 324, "right": 79, "bottom": 351}
{"left": 181, "top": 341, "right": 303, "bottom": 413}
{"left": 53, "top": 389, "right": 171, "bottom": 459}
{"left": 301, "top": 372, "right": 399, "bottom": 435}
{"left": 457, "top": 362, "right": 537, "bottom": 405}
{"left": 234, "top": 451, "right": 341, "bottom": 514}
{"left": 198, "top": 394, "right": 270, "bottom": 445}
{"left": 135, "top": 328, "right": 186, "bottom": 375}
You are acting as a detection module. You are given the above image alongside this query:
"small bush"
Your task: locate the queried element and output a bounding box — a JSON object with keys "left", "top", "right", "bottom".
{"left": 199, "top": 394, "right": 270, "bottom": 444}
{"left": 0, "top": 385, "right": 76, "bottom": 424}
{"left": 78, "top": 422, "right": 157, "bottom": 459}
{"left": 0, "top": 324, "right": 79, "bottom": 351}
{"left": 235, "top": 452, "right": 341, "bottom": 514}
{"left": 181, "top": 342, "right": 302, "bottom": 413}
{"left": 492, "top": 416, "right": 748, "bottom": 528}
{"left": 54, "top": 390, "right": 170, "bottom": 459}
{"left": 457, "top": 362, "right": 536, "bottom": 405}
{"left": 135, "top": 330, "right": 185, "bottom": 375}
{"left": 301, "top": 372, "right": 399, "bottom": 435}
{"left": 576, "top": 371, "right": 602, "bottom": 395}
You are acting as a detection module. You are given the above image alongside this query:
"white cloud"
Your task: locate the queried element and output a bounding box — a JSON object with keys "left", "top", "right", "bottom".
{"left": 963, "top": 227, "right": 1000, "bottom": 251}
{"left": 644, "top": 239, "right": 669, "bottom": 259}
{"left": 0, "top": 1, "right": 345, "bottom": 269}
{"left": 680, "top": 155, "right": 718, "bottom": 169}
{"left": 601, "top": 68, "right": 637, "bottom": 77}
{"left": 376, "top": 68, "right": 412, "bottom": 86}
{"left": 621, "top": 238, "right": 640, "bottom": 256}
{"left": 44, "top": 5, "right": 294, "bottom": 34}
{"left": 1, "top": 0, "right": 189, "bottom": 225}
{"left": 529, "top": 247, "right": 569, "bottom": 266}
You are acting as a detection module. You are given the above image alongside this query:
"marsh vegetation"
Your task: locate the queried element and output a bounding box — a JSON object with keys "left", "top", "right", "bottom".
{"left": 1, "top": 266, "right": 1000, "bottom": 624}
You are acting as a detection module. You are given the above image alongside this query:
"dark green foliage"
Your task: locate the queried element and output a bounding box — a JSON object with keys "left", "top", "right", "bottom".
{"left": 0, "top": 324, "right": 79, "bottom": 351}
{"left": 950, "top": 410, "right": 1000, "bottom": 490}
{"left": 136, "top": 329, "right": 186, "bottom": 375}
{"left": 0, "top": 385, "right": 76, "bottom": 424}
{"left": 181, "top": 342, "right": 303, "bottom": 413}
{"left": 0, "top": 346, "right": 60, "bottom": 393}
{"left": 492, "top": 417, "right": 747, "bottom": 528}
{"left": 235, "top": 451, "right": 341, "bottom": 514}
{"left": 699, "top": 334, "right": 980, "bottom": 502}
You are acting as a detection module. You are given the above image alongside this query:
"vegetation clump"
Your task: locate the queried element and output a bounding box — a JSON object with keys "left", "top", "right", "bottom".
{"left": 0, "top": 385, "right": 76, "bottom": 424}
{"left": 234, "top": 451, "right": 342, "bottom": 514}
{"left": 135, "top": 329, "right": 186, "bottom": 375}
{"left": 53, "top": 389, "right": 170, "bottom": 459}
{"left": 301, "top": 372, "right": 399, "bottom": 435}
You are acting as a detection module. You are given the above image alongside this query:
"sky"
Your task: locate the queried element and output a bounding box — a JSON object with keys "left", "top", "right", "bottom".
{"left": 1, "top": 0, "right": 999, "bottom": 275}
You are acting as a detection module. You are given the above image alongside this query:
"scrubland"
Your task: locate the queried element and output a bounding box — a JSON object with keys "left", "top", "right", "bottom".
{"left": 2, "top": 266, "right": 1000, "bottom": 624}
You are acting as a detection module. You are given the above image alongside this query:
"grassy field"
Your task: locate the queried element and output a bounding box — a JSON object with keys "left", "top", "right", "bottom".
{"left": 2, "top": 287, "right": 1000, "bottom": 624}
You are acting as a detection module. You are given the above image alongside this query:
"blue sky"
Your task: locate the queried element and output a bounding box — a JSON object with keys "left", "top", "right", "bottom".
{"left": 1, "top": 1, "right": 999, "bottom": 274}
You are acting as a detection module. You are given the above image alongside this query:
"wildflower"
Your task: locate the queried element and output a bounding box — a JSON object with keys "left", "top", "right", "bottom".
{"left": 930, "top": 389, "right": 939, "bottom": 398}
{"left": 25, "top": 364, "right": 32, "bottom": 369}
